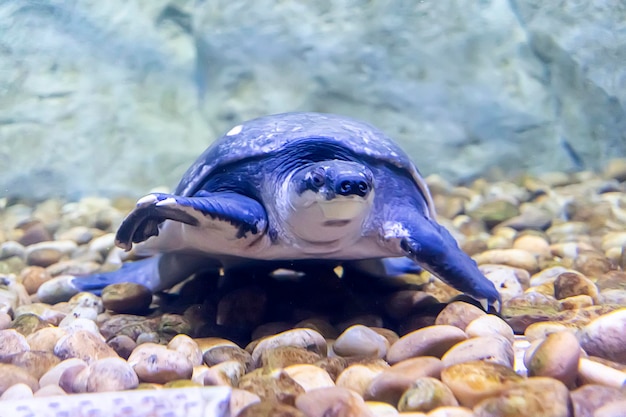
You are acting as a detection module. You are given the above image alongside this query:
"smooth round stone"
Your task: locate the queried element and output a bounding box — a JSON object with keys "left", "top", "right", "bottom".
{"left": 106, "top": 334, "right": 137, "bottom": 359}
{"left": 251, "top": 328, "right": 327, "bottom": 367}
{"left": 467, "top": 199, "right": 520, "bottom": 228}
{"left": 465, "top": 315, "right": 514, "bottom": 344}
{"left": 0, "top": 312, "right": 11, "bottom": 330}
{"left": 229, "top": 388, "right": 262, "bottom": 416}
{"left": 261, "top": 346, "right": 321, "bottom": 370}
{"left": 314, "top": 357, "right": 347, "bottom": 381}
{"left": 238, "top": 369, "right": 305, "bottom": 405}
{"left": 578, "top": 308, "right": 626, "bottom": 363}
{"left": 573, "top": 250, "right": 614, "bottom": 279}
{"left": 0, "top": 363, "right": 39, "bottom": 396}
{"left": 283, "top": 364, "right": 335, "bottom": 391}
{"left": 473, "top": 377, "right": 570, "bottom": 417}
{"left": 337, "top": 314, "right": 385, "bottom": 332}
{"left": 599, "top": 289, "right": 626, "bottom": 305}
{"left": 59, "top": 365, "right": 90, "bottom": 393}
{"left": 387, "top": 325, "right": 468, "bottom": 364}
{"left": 0, "top": 241, "right": 25, "bottom": 261}
{"left": 365, "top": 357, "right": 443, "bottom": 405}
{"left": 473, "top": 249, "right": 539, "bottom": 272}
{"left": 294, "top": 318, "right": 339, "bottom": 339}
{"left": 168, "top": 334, "right": 203, "bottom": 367}
{"left": 101, "top": 283, "right": 152, "bottom": 314}
{"left": 559, "top": 294, "right": 594, "bottom": 309}
{"left": 3, "top": 350, "right": 60, "bottom": 380}
{"left": 203, "top": 345, "right": 252, "bottom": 370}
{"left": 435, "top": 302, "right": 486, "bottom": 330}
{"left": 38, "top": 358, "right": 87, "bottom": 387}
{"left": 85, "top": 357, "right": 139, "bottom": 392}
{"left": 239, "top": 401, "right": 306, "bottom": 417}
{"left": 577, "top": 358, "right": 626, "bottom": 388}
{"left": 204, "top": 361, "right": 247, "bottom": 387}
{"left": 88, "top": 233, "right": 116, "bottom": 255}
{"left": 441, "top": 361, "right": 523, "bottom": 407}
{"left": 296, "top": 386, "right": 374, "bottom": 417}
{"left": 333, "top": 325, "right": 389, "bottom": 359}
{"left": 59, "top": 317, "right": 101, "bottom": 336}
{"left": 512, "top": 234, "right": 551, "bottom": 258}
{"left": 527, "top": 331, "right": 580, "bottom": 387}
{"left": 335, "top": 361, "right": 389, "bottom": 396}
{"left": 371, "top": 327, "right": 400, "bottom": 347}
{"left": 0, "top": 382, "right": 34, "bottom": 401}
{"left": 523, "top": 322, "right": 572, "bottom": 342}
{"left": 127, "top": 342, "right": 193, "bottom": 384}
{"left": 47, "top": 260, "right": 102, "bottom": 277}
{"left": 427, "top": 406, "right": 475, "bottom": 417}
{"left": 36, "top": 275, "right": 81, "bottom": 305}
{"left": 18, "top": 266, "right": 52, "bottom": 294}
{"left": 397, "top": 377, "right": 458, "bottom": 413}
{"left": 554, "top": 271, "right": 599, "bottom": 302}
{"left": 441, "top": 336, "right": 514, "bottom": 368}
{"left": 479, "top": 265, "right": 528, "bottom": 301}
{"left": 26, "top": 248, "right": 65, "bottom": 267}
{"left": 570, "top": 384, "right": 626, "bottom": 417}
{"left": 0, "top": 329, "right": 30, "bottom": 357}
{"left": 529, "top": 266, "right": 569, "bottom": 287}
{"left": 68, "top": 292, "right": 103, "bottom": 312}
{"left": 595, "top": 400, "right": 626, "bottom": 417}
{"left": 54, "top": 330, "right": 118, "bottom": 363}
{"left": 34, "top": 384, "right": 67, "bottom": 397}
{"left": 364, "top": 401, "right": 399, "bottom": 416}
{"left": 14, "top": 303, "right": 67, "bottom": 326}
{"left": 549, "top": 241, "right": 595, "bottom": 258}
{"left": 11, "top": 313, "right": 53, "bottom": 337}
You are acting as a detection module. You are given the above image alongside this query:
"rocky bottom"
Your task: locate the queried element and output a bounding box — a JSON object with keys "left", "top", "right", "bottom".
{"left": 1, "top": 162, "right": 626, "bottom": 417}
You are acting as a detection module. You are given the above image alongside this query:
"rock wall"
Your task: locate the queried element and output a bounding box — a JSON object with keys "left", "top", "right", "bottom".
{"left": 1, "top": 0, "right": 624, "bottom": 199}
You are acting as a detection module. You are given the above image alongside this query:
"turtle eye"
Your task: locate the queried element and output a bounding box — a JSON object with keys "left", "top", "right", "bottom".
{"left": 309, "top": 169, "right": 326, "bottom": 188}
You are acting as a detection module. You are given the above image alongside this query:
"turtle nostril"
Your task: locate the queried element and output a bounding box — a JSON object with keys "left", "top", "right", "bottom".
{"left": 358, "top": 181, "right": 369, "bottom": 193}
{"left": 340, "top": 180, "right": 352, "bottom": 193}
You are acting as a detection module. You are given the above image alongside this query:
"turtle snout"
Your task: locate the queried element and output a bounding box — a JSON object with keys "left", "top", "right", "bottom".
{"left": 335, "top": 176, "right": 371, "bottom": 197}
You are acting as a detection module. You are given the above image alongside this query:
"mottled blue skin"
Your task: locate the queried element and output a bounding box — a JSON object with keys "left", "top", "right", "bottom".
{"left": 66, "top": 112, "right": 500, "bottom": 308}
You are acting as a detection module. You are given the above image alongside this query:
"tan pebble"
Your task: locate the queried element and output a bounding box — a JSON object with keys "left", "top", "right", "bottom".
{"left": 33, "top": 384, "right": 67, "bottom": 397}
{"left": 0, "top": 312, "right": 11, "bottom": 330}
{"left": 101, "top": 283, "right": 152, "bottom": 314}
{"left": 387, "top": 325, "right": 468, "bottom": 364}
{"left": 238, "top": 369, "right": 305, "bottom": 405}
{"left": 473, "top": 376, "right": 570, "bottom": 417}
{"left": 314, "top": 357, "right": 347, "bottom": 381}
{"left": 600, "top": 289, "right": 626, "bottom": 305}
{"left": 0, "top": 241, "right": 26, "bottom": 260}
{"left": 191, "top": 365, "right": 209, "bottom": 385}
{"left": 365, "top": 357, "right": 443, "bottom": 405}
{"left": 473, "top": 249, "right": 538, "bottom": 272}
{"left": 527, "top": 331, "right": 580, "bottom": 387}
{"left": 371, "top": 327, "right": 400, "bottom": 347}
{"left": 577, "top": 357, "right": 626, "bottom": 388}
{"left": 523, "top": 322, "right": 572, "bottom": 342}
{"left": 59, "top": 317, "right": 102, "bottom": 337}
{"left": 283, "top": 364, "right": 334, "bottom": 391}
{"left": 203, "top": 345, "right": 252, "bottom": 370}
{"left": 441, "top": 336, "right": 514, "bottom": 368}
{"left": 594, "top": 400, "right": 626, "bottom": 417}
{"left": 127, "top": 342, "right": 193, "bottom": 384}
{"left": 39, "top": 358, "right": 87, "bottom": 387}
{"left": 554, "top": 271, "right": 599, "bottom": 302}
{"left": 167, "top": 334, "right": 203, "bottom": 366}
{"left": 239, "top": 400, "right": 306, "bottom": 417}
{"left": 513, "top": 234, "right": 551, "bottom": 258}
{"left": 85, "top": 357, "right": 139, "bottom": 392}
{"left": 0, "top": 363, "right": 39, "bottom": 396}
{"left": 54, "top": 330, "right": 117, "bottom": 363}
{"left": 230, "top": 388, "right": 261, "bottom": 416}
{"left": 59, "top": 363, "right": 90, "bottom": 393}
{"left": 427, "top": 406, "right": 474, "bottom": 416}
{"left": 570, "top": 384, "right": 626, "bottom": 417}
{"left": 204, "top": 360, "right": 246, "bottom": 386}
{"left": 0, "top": 382, "right": 34, "bottom": 400}
{"left": 136, "top": 331, "right": 160, "bottom": 344}
{"left": 262, "top": 346, "right": 321, "bottom": 369}
{"left": 578, "top": 308, "right": 626, "bottom": 363}
{"left": 465, "top": 315, "right": 514, "bottom": 344}
{"left": 4, "top": 350, "right": 60, "bottom": 380}
{"left": 251, "top": 328, "right": 327, "bottom": 367}
{"left": 440, "top": 361, "right": 522, "bottom": 407}
{"left": 26, "top": 327, "right": 67, "bottom": 352}
{"left": 479, "top": 264, "right": 528, "bottom": 300}
{"left": 296, "top": 386, "right": 375, "bottom": 417}
{"left": 333, "top": 325, "right": 389, "bottom": 359}
{"left": 18, "top": 266, "right": 52, "bottom": 294}
{"left": 522, "top": 338, "right": 544, "bottom": 372}
{"left": 603, "top": 158, "right": 626, "bottom": 181}
{"left": 559, "top": 294, "right": 594, "bottom": 309}
{"left": 14, "top": 303, "right": 66, "bottom": 325}
{"left": 549, "top": 241, "right": 595, "bottom": 258}
{"left": 10, "top": 314, "right": 51, "bottom": 336}
{"left": 26, "top": 248, "right": 66, "bottom": 267}
{"left": 573, "top": 250, "right": 614, "bottom": 279}
{"left": 0, "top": 328, "right": 30, "bottom": 357}
{"left": 106, "top": 334, "right": 136, "bottom": 359}
{"left": 46, "top": 260, "right": 102, "bottom": 277}
{"left": 435, "top": 302, "right": 486, "bottom": 330}
{"left": 36, "top": 275, "right": 81, "bottom": 305}
{"left": 486, "top": 234, "right": 513, "bottom": 250}
{"left": 88, "top": 233, "right": 116, "bottom": 255}
{"left": 602, "top": 232, "right": 626, "bottom": 252}
{"left": 335, "top": 361, "right": 389, "bottom": 396}
{"left": 398, "top": 377, "right": 458, "bottom": 413}
{"left": 529, "top": 266, "right": 568, "bottom": 286}
{"left": 365, "top": 401, "right": 399, "bottom": 416}
{"left": 597, "top": 270, "right": 626, "bottom": 291}
{"left": 294, "top": 317, "right": 339, "bottom": 339}
{"left": 68, "top": 292, "right": 103, "bottom": 312}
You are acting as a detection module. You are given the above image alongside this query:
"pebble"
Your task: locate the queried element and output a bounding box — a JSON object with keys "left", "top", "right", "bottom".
{"left": 397, "top": 377, "right": 458, "bottom": 412}
{"left": 473, "top": 249, "right": 539, "bottom": 272}
{"left": 0, "top": 383, "right": 34, "bottom": 401}
{"left": 283, "top": 364, "right": 335, "bottom": 391}
{"left": 554, "top": 271, "right": 599, "bottom": 302}
{"left": 0, "top": 328, "right": 30, "bottom": 358}
{"left": 250, "top": 328, "right": 327, "bottom": 367}
{"left": 365, "top": 356, "right": 443, "bottom": 405}
{"left": 594, "top": 400, "right": 626, "bottom": 417}
{"left": 101, "top": 283, "right": 153, "bottom": 314}
{"left": 261, "top": 346, "right": 321, "bottom": 369}
{"left": 577, "top": 357, "right": 626, "bottom": 388}
{"left": 332, "top": 325, "right": 389, "bottom": 359}
{"left": 106, "top": 334, "right": 137, "bottom": 359}
{"left": 570, "top": 384, "right": 626, "bottom": 417}
{"left": 464, "top": 315, "right": 514, "bottom": 343}
{"left": 203, "top": 345, "right": 253, "bottom": 370}
{"left": 34, "top": 384, "right": 67, "bottom": 397}
{"left": 204, "top": 360, "right": 246, "bottom": 386}
{"left": 230, "top": 388, "right": 262, "bottom": 416}
{"left": 3, "top": 351, "right": 60, "bottom": 380}
{"left": 127, "top": 342, "right": 193, "bottom": 384}
{"left": 82, "top": 357, "right": 139, "bottom": 392}
{"left": 54, "top": 330, "right": 117, "bottom": 363}
{"left": 441, "top": 336, "right": 514, "bottom": 368}
{"left": 167, "top": 334, "right": 203, "bottom": 367}
{"left": 39, "top": 358, "right": 87, "bottom": 387}
{"left": 434, "top": 302, "right": 486, "bottom": 330}
{"left": 440, "top": 361, "right": 523, "bottom": 407}
{"left": 387, "top": 325, "right": 468, "bottom": 364}
{"left": 296, "top": 386, "right": 375, "bottom": 417}
{"left": 18, "top": 266, "right": 52, "bottom": 294}
{"left": 526, "top": 331, "right": 580, "bottom": 387}
{"left": 25, "top": 240, "right": 76, "bottom": 267}
{"left": 578, "top": 308, "right": 626, "bottom": 363}
{"left": 237, "top": 369, "right": 305, "bottom": 405}
{"left": 0, "top": 363, "right": 39, "bottom": 396}
{"left": 478, "top": 265, "right": 526, "bottom": 302}
{"left": 335, "top": 361, "right": 389, "bottom": 396}
{"left": 239, "top": 401, "right": 306, "bottom": 417}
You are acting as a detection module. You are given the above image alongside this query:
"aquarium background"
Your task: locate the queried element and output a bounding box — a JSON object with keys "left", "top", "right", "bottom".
{"left": 1, "top": 0, "right": 624, "bottom": 200}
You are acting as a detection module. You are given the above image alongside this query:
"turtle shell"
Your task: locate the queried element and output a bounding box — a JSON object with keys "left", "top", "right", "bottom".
{"left": 175, "top": 112, "right": 436, "bottom": 218}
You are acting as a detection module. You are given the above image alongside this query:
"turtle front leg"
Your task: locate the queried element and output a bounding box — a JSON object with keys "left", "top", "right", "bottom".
{"left": 384, "top": 217, "right": 501, "bottom": 311}
{"left": 115, "top": 191, "right": 268, "bottom": 250}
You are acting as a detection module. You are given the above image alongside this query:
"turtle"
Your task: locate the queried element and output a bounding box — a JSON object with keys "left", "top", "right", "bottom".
{"left": 41, "top": 112, "right": 500, "bottom": 309}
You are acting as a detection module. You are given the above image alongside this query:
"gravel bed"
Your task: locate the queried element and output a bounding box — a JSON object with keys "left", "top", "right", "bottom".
{"left": 1, "top": 162, "right": 626, "bottom": 417}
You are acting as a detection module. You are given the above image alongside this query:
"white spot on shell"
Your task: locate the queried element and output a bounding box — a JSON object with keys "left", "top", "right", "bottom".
{"left": 226, "top": 125, "right": 243, "bottom": 136}
{"left": 137, "top": 195, "right": 158, "bottom": 206}
{"left": 156, "top": 198, "right": 177, "bottom": 206}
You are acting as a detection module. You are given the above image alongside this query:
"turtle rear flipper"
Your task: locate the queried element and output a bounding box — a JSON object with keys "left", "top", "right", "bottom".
{"left": 115, "top": 192, "right": 268, "bottom": 250}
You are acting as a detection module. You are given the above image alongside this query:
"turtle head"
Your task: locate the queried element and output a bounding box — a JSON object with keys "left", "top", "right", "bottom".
{"left": 283, "top": 160, "right": 374, "bottom": 243}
